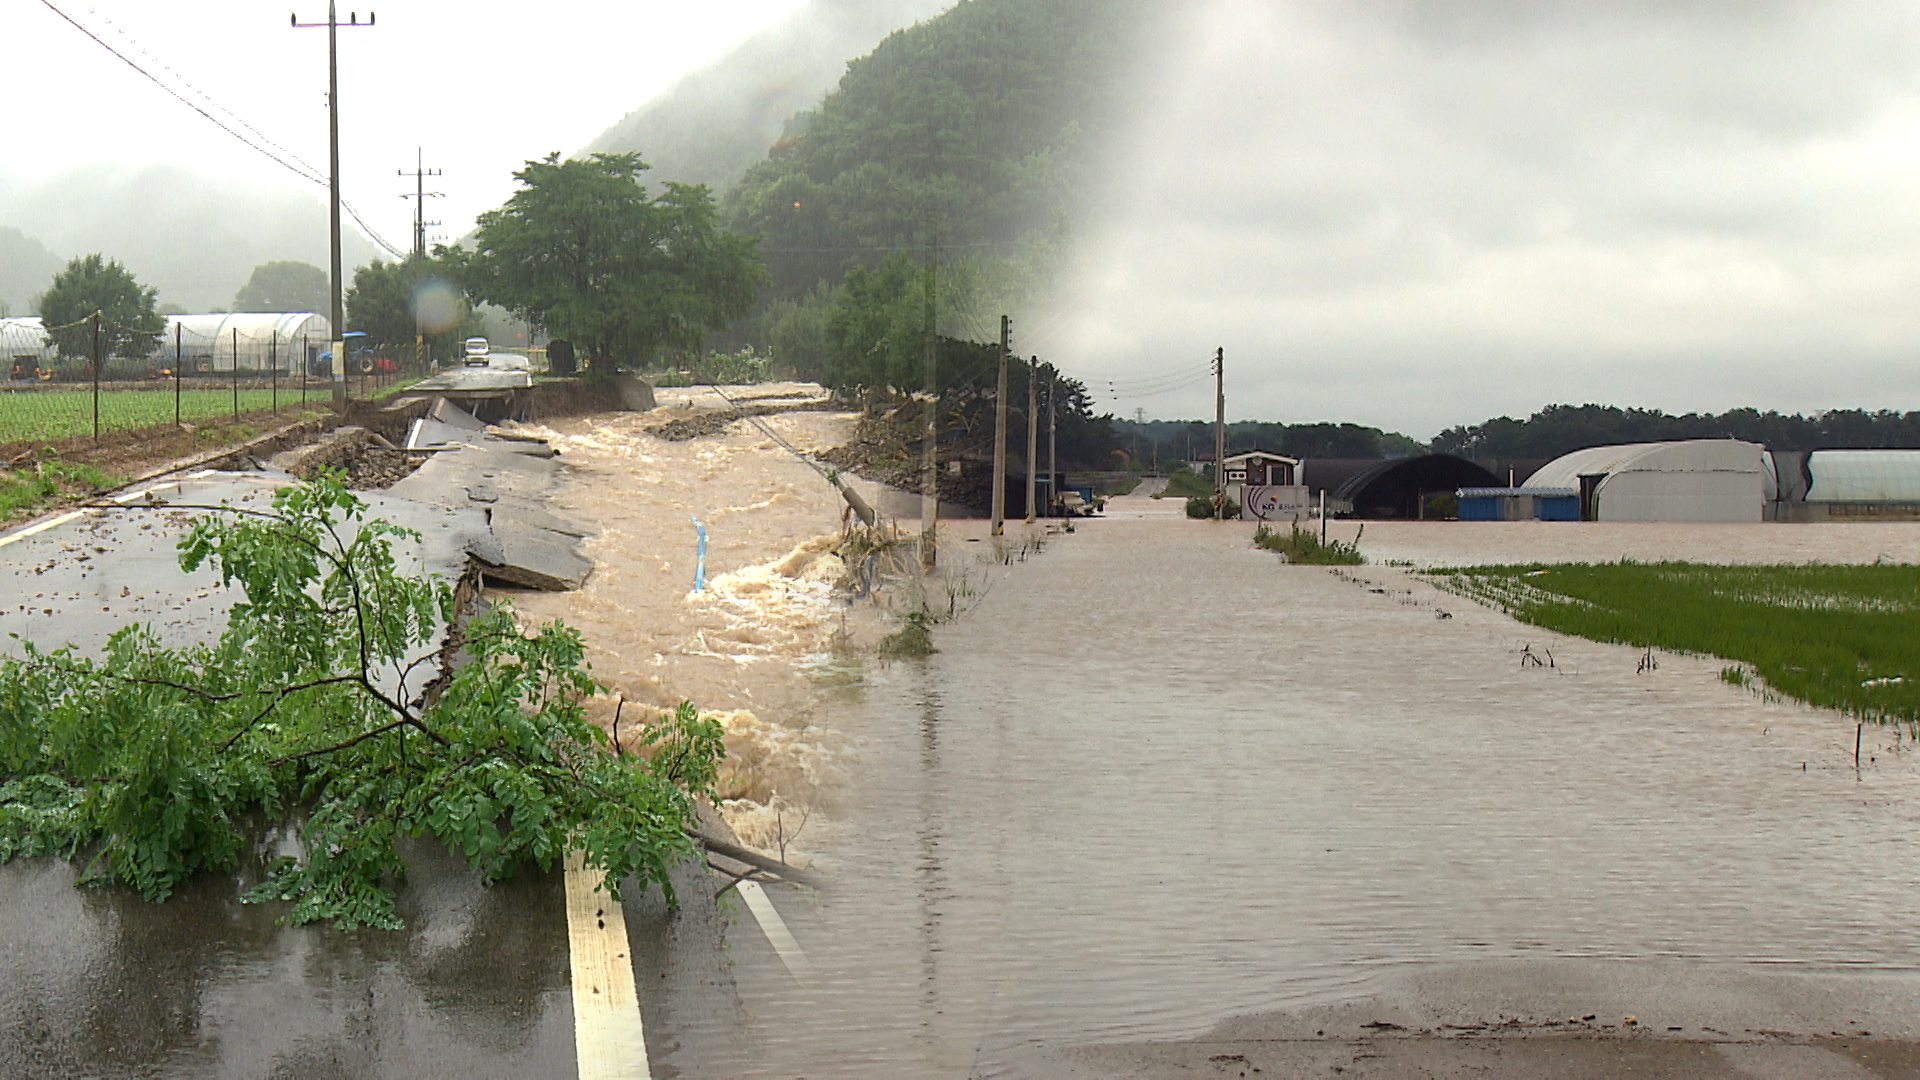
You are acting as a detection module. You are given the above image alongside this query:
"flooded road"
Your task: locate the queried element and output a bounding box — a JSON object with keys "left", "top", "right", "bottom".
{"left": 679, "top": 505, "right": 1920, "bottom": 1077}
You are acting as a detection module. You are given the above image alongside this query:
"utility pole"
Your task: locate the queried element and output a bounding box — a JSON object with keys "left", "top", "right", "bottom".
{"left": 991, "top": 315, "right": 1010, "bottom": 537}
{"left": 292, "top": 2, "right": 375, "bottom": 410}
{"left": 398, "top": 147, "right": 443, "bottom": 258}
{"left": 1046, "top": 364, "right": 1057, "bottom": 518}
{"left": 1025, "top": 356, "right": 1039, "bottom": 523}
{"left": 920, "top": 260, "right": 939, "bottom": 571}
{"left": 399, "top": 147, "right": 442, "bottom": 372}
{"left": 1213, "top": 346, "right": 1225, "bottom": 520}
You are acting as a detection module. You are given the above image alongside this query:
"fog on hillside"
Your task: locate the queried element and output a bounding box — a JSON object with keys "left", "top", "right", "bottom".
{"left": 0, "top": 165, "right": 379, "bottom": 313}
{"left": 583, "top": 0, "right": 954, "bottom": 189}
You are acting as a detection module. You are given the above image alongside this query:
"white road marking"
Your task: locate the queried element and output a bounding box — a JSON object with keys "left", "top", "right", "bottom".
{"left": 563, "top": 851, "right": 651, "bottom": 1080}
{"left": 738, "top": 879, "right": 815, "bottom": 980}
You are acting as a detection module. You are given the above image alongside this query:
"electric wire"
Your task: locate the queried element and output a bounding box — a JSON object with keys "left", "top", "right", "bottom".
{"left": 39, "top": 0, "right": 406, "bottom": 260}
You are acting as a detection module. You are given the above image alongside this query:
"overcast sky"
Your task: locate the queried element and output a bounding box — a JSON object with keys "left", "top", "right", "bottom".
{"left": 1053, "top": 0, "right": 1920, "bottom": 437}
{"left": 6, "top": 0, "right": 809, "bottom": 254}
{"left": 15, "top": 1, "right": 1920, "bottom": 437}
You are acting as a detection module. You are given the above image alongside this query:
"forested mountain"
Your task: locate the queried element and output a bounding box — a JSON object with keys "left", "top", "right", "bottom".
{"left": 0, "top": 226, "right": 61, "bottom": 316}
{"left": 1433, "top": 404, "right": 1920, "bottom": 458}
{"left": 583, "top": 0, "right": 952, "bottom": 191}
{"left": 726, "top": 0, "right": 1152, "bottom": 310}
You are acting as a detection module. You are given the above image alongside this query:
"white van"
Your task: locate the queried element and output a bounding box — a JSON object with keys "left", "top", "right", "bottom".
{"left": 463, "top": 337, "right": 490, "bottom": 366}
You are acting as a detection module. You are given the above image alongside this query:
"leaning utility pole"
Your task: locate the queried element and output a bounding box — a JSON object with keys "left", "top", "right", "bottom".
{"left": 1213, "top": 346, "right": 1226, "bottom": 520}
{"left": 991, "top": 315, "right": 1010, "bottom": 537}
{"left": 398, "top": 148, "right": 443, "bottom": 258}
{"left": 292, "top": 2, "right": 375, "bottom": 410}
{"left": 1025, "top": 356, "right": 1039, "bottom": 523}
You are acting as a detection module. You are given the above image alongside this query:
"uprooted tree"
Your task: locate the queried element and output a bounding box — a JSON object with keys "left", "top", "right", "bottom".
{"left": 0, "top": 474, "right": 722, "bottom": 929}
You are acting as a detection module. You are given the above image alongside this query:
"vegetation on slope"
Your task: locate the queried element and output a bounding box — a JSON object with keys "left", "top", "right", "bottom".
{"left": 728, "top": 0, "right": 1150, "bottom": 306}
{"left": 1430, "top": 562, "right": 1920, "bottom": 726}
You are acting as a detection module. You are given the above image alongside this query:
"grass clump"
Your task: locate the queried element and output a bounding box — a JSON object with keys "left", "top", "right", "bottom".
{"left": 1254, "top": 521, "right": 1365, "bottom": 564}
{"left": 0, "top": 457, "right": 117, "bottom": 521}
{"left": 877, "top": 608, "right": 936, "bottom": 658}
{"left": 1430, "top": 561, "right": 1920, "bottom": 726}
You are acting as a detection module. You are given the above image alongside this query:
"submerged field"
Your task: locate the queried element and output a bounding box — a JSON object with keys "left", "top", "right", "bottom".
{"left": 1430, "top": 561, "right": 1920, "bottom": 726}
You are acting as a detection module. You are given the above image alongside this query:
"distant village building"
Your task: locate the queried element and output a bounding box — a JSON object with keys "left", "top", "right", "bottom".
{"left": 1221, "top": 451, "right": 1309, "bottom": 522}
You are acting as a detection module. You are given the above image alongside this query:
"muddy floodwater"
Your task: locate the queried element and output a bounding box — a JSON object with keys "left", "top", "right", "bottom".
{"left": 663, "top": 502, "right": 1920, "bottom": 1077}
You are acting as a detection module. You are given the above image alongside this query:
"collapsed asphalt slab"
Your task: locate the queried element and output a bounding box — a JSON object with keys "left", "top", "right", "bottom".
{"left": 389, "top": 399, "right": 596, "bottom": 591}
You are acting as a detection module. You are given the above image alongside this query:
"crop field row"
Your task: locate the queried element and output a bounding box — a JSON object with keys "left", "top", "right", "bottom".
{"left": 0, "top": 387, "right": 332, "bottom": 443}
{"left": 1428, "top": 561, "right": 1920, "bottom": 725}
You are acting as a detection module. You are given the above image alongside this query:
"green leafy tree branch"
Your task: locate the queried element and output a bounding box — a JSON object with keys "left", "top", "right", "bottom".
{"left": 0, "top": 474, "right": 722, "bottom": 929}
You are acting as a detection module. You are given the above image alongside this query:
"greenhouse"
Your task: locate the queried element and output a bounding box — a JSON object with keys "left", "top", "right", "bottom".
{"left": 160, "top": 313, "right": 332, "bottom": 375}
{"left": 3, "top": 314, "right": 332, "bottom": 378}
{"left": 1524, "top": 440, "right": 1766, "bottom": 522}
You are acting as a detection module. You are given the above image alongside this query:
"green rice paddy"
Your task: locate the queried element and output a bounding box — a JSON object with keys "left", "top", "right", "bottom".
{"left": 1429, "top": 561, "right": 1920, "bottom": 725}
{"left": 0, "top": 387, "right": 333, "bottom": 443}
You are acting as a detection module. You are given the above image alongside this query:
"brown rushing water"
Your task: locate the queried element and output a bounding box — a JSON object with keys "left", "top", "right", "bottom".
{"left": 668, "top": 502, "right": 1920, "bottom": 1077}
{"left": 500, "top": 386, "right": 891, "bottom": 846}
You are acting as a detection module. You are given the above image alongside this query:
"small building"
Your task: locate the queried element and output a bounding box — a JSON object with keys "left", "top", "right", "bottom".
{"left": 1220, "top": 451, "right": 1308, "bottom": 522}
{"left": 1456, "top": 487, "right": 1580, "bottom": 521}
{"left": 1221, "top": 450, "right": 1298, "bottom": 486}
{"left": 1525, "top": 440, "right": 1764, "bottom": 522}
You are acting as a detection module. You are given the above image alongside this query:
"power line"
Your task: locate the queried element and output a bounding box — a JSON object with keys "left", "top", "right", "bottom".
{"left": 76, "top": 1, "right": 331, "bottom": 184}
{"left": 37, "top": 0, "right": 325, "bottom": 186}
{"left": 37, "top": 0, "right": 405, "bottom": 260}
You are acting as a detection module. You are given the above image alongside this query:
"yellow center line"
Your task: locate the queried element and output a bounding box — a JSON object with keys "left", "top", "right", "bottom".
{"left": 563, "top": 851, "right": 651, "bottom": 1079}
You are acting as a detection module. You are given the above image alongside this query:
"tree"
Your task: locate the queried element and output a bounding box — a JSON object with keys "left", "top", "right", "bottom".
{"left": 0, "top": 475, "right": 723, "bottom": 929}
{"left": 345, "top": 253, "right": 478, "bottom": 362}
{"left": 461, "top": 153, "right": 766, "bottom": 367}
{"left": 232, "top": 260, "right": 328, "bottom": 313}
{"left": 38, "top": 254, "right": 165, "bottom": 361}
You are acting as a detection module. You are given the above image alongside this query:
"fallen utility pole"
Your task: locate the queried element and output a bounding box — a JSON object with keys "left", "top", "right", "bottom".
{"left": 1213, "top": 346, "right": 1225, "bottom": 520}
{"left": 292, "top": 2, "right": 376, "bottom": 411}
{"left": 1025, "top": 356, "right": 1039, "bottom": 523}
{"left": 703, "top": 384, "right": 876, "bottom": 528}
{"left": 991, "top": 315, "right": 1010, "bottom": 536}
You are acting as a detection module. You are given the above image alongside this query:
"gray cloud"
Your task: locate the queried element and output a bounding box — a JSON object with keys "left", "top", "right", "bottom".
{"left": 1051, "top": 0, "right": 1920, "bottom": 437}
